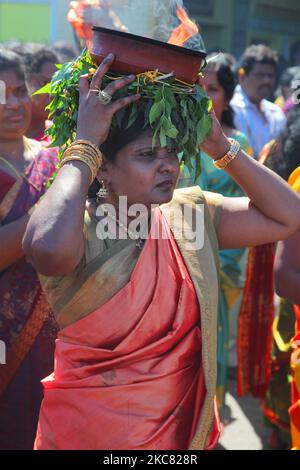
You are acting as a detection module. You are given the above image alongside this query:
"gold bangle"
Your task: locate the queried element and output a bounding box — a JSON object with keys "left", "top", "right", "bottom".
{"left": 60, "top": 156, "right": 98, "bottom": 184}
{"left": 60, "top": 140, "right": 103, "bottom": 185}
{"left": 62, "top": 140, "right": 103, "bottom": 165}
{"left": 74, "top": 140, "right": 101, "bottom": 153}
{"left": 213, "top": 138, "right": 241, "bottom": 170}
{"left": 62, "top": 146, "right": 102, "bottom": 168}
{"left": 62, "top": 149, "right": 100, "bottom": 169}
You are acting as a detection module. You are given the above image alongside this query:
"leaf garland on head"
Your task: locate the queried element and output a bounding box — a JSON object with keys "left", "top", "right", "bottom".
{"left": 37, "top": 49, "right": 212, "bottom": 183}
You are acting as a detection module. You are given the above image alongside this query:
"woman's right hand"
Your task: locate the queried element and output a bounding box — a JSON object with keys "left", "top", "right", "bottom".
{"left": 76, "top": 53, "right": 140, "bottom": 147}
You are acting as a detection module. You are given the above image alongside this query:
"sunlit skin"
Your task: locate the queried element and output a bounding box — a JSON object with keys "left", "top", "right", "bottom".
{"left": 98, "top": 128, "right": 180, "bottom": 209}
{"left": 239, "top": 63, "right": 276, "bottom": 105}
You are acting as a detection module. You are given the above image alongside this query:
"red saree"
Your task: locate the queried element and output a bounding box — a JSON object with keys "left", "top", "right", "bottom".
{"left": 35, "top": 209, "right": 220, "bottom": 450}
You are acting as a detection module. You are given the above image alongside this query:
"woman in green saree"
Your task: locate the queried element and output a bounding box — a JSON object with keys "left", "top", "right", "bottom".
{"left": 23, "top": 54, "right": 300, "bottom": 450}
{"left": 180, "top": 54, "right": 254, "bottom": 406}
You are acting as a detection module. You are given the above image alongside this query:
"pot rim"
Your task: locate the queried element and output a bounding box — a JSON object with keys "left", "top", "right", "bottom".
{"left": 92, "top": 26, "right": 207, "bottom": 59}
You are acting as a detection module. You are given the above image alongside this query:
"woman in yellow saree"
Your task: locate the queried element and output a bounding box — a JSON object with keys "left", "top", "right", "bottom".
{"left": 23, "top": 55, "right": 300, "bottom": 450}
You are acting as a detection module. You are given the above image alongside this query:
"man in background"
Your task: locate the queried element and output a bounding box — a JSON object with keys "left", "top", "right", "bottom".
{"left": 231, "top": 45, "right": 286, "bottom": 158}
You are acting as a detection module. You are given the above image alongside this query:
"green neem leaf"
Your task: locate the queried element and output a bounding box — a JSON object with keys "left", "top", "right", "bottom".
{"left": 165, "top": 125, "right": 178, "bottom": 139}
{"left": 163, "top": 86, "right": 177, "bottom": 108}
{"left": 194, "top": 153, "right": 202, "bottom": 183}
{"left": 32, "top": 83, "right": 51, "bottom": 96}
{"left": 159, "top": 129, "right": 167, "bottom": 148}
{"left": 149, "top": 101, "right": 164, "bottom": 125}
{"left": 152, "top": 126, "right": 160, "bottom": 148}
{"left": 160, "top": 115, "right": 171, "bottom": 131}
{"left": 125, "top": 104, "right": 139, "bottom": 129}
{"left": 196, "top": 113, "right": 212, "bottom": 145}
{"left": 45, "top": 46, "right": 212, "bottom": 185}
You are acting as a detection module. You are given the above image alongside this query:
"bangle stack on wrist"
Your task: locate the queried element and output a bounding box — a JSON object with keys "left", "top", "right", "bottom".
{"left": 213, "top": 138, "right": 241, "bottom": 170}
{"left": 60, "top": 140, "right": 103, "bottom": 185}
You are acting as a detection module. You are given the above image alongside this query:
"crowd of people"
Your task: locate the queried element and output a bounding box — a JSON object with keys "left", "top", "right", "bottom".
{"left": 0, "top": 35, "right": 300, "bottom": 450}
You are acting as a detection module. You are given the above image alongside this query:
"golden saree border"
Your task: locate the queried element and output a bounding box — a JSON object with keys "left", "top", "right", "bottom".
{"left": 46, "top": 238, "right": 139, "bottom": 329}
{"left": 161, "top": 187, "right": 221, "bottom": 450}
{"left": 0, "top": 289, "right": 51, "bottom": 397}
{"left": 0, "top": 179, "right": 22, "bottom": 221}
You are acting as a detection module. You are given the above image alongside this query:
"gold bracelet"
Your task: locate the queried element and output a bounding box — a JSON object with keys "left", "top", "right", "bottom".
{"left": 213, "top": 138, "right": 241, "bottom": 170}
{"left": 62, "top": 145, "right": 102, "bottom": 168}
{"left": 62, "top": 149, "right": 100, "bottom": 169}
{"left": 60, "top": 156, "right": 98, "bottom": 184}
{"left": 60, "top": 140, "right": 103, "bottom": 185}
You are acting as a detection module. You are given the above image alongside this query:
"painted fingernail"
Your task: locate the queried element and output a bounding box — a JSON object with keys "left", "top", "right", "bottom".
{"left": 127, "top": 74, "right": 135, "bottom": 79}
{"left": 107, "top": 53, "right": 114, "bottom": 59}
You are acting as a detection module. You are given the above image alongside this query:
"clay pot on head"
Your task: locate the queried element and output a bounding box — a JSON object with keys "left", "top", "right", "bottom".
{"left": 89, "top": 27, "right": 206, "bottom": 84}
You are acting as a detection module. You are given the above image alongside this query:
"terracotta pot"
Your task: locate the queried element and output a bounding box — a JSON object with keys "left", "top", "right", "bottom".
{"left": 89, "top": 27, "right": 206, "bottom": 84}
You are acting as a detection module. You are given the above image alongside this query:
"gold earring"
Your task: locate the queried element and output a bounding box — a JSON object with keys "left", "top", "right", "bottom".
{"left": 97, "top": 180, "right": 109, "bottom": 199}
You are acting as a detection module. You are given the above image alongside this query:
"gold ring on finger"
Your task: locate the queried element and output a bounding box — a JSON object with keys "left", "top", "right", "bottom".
{"left": 97, "top": 90, "right": 112, "bottom": 105}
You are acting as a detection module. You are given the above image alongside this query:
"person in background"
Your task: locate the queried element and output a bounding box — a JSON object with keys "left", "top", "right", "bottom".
{"left": 231, "top": 45, "right": 286, "bottom": 158}
{"left": 53, "top": 41, "right": 78, "bottom": 63}
{"left": 0, "top": 48, "right": 58, "bottom": 450}
{"left": 24, "top": 47, "right": 59, "bottom": 141}
{"left": 275, "top": 67, "right": 300, "bottom": 115}
{"left": 238, "top": 103, "right": 300, "bottom": 449}
{"left": 274, "top": 165, "right": 300, "bottom": 450}
{"left": 182, "top": 54, "right": 253, "bottom": 407}
{"left": 5, "top": 41, "right": 42, "bottom": 58}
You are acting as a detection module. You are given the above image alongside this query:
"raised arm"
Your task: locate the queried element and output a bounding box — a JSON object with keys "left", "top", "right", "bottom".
{"left": 23, "top": 55, "right": 140, "bottom": 277}
{"left": 201, "top": 110, "right": 300, "bottom": 249}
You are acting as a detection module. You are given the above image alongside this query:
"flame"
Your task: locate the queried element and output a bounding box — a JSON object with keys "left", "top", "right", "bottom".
{"left": 167, "top": 6, "right": 199, "bottom": 47}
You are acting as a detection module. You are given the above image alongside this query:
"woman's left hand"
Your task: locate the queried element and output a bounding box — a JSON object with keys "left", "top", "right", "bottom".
{"left": 200, "top": 108, "right": 231, "bottom": 160}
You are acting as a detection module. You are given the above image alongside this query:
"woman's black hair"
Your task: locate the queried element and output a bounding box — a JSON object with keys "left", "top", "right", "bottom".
{"left": 274, "top": 103, "right": 300, "bottom": 181}
{"left": 88, "top": 112, "right": 149, "bottom": 198}
{"left": 25, "top": 47, "right": 59, "bottom": 76}
{"left": 205, "top": 53, "right": 236, "bottom": 128}
{"left": 0, "top": 47, "right": 26, "bottom": 81}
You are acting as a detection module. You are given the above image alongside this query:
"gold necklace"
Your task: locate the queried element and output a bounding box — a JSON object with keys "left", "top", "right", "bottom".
{"left": 0, "top": 138, "right": 43, "bottom": 191}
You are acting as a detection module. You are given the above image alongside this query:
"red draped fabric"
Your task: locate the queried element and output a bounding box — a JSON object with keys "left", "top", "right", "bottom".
{"left": 237, "top": 243, "right": 275, "bottom": 397}
{"left": 35, "top": 210, "right": 220, "bottom": 450}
